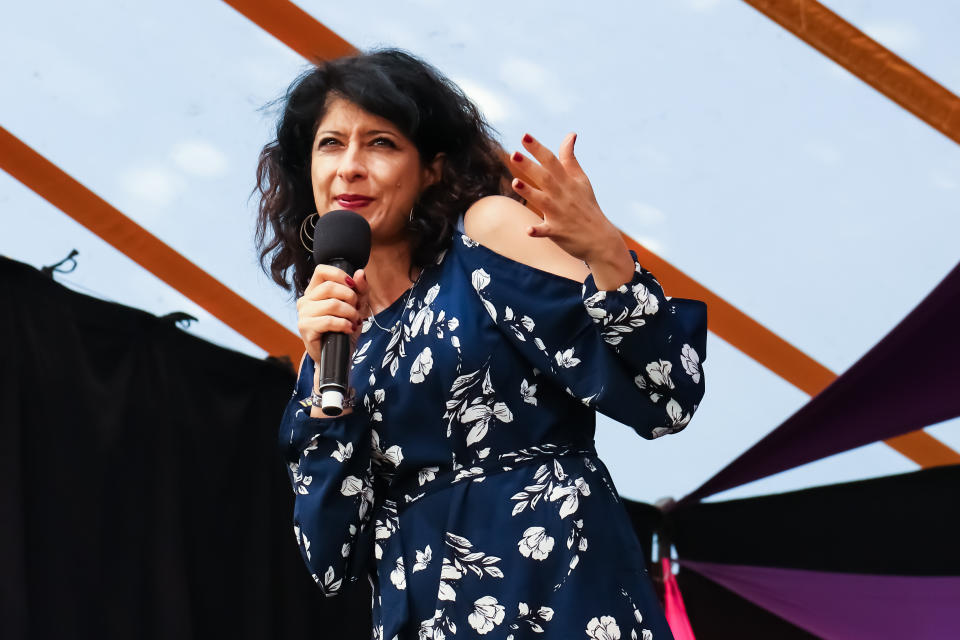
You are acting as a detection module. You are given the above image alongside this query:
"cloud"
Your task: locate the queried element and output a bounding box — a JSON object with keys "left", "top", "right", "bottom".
{"left": 802, "top": 140, "right": 842, "bottom": 167}
{"left": 498, "top": 57, "right": 576, "bottom": 116}
{"left": 629, "top": 201, "right": 667, "bottom": 226}
{"left": 170, "top": 140, "right": 229, "bottom": 178}
{"left": 120, "top": 166, "right": 185, "bottom": 207}
{"left": 860, "top": 22, "right": 921, "bottom": 53}
{"left": 628, "top": 234, "right": 666, "bottom": 257}
{"left": 451, "top": 76, "right": 512, "bottom": 123}
{"left": 931, "top": 170, "right": 958, "bottom": 190}
{"left": 681, "top": 0, "right": 727, "bottom": 12}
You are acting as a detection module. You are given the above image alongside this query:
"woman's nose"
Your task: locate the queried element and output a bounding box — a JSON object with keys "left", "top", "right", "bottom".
{"left": 337, "top": 144, "right": 367, "bottom": 181}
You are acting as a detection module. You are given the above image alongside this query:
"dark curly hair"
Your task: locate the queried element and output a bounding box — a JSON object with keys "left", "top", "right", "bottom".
{"left": 254, "top": 49, "right": 516, "bottom": 296}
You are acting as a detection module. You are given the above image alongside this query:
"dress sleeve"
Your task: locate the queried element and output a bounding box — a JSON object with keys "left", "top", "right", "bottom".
{"left": 455, "top": 234, "right": 707, "bottom": 439}
{"left": 277, "top": 356, "right": 374, "bottom": 596}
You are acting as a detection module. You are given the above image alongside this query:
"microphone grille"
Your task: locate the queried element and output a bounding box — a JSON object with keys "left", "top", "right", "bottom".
{"left": 312, "top": 210, "right": 372, "bottom": 268}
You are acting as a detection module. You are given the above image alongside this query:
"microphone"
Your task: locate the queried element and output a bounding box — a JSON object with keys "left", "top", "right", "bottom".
{"left": 312, "top": 210, "right": 372, "bottom": 416}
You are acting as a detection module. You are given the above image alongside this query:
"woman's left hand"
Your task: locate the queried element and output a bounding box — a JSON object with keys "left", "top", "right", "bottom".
{"left": 508, "top": 133, "right": 631, "bottom": 276}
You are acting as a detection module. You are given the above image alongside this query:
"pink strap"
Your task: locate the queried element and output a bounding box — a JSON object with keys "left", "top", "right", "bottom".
{"left": 661, "top": 558, "right": 696, "bottom": 640}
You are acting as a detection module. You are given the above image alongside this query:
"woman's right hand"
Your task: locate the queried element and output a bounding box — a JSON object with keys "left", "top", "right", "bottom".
{"left": 296, "top": 265, "right": 370, "bottom": 365}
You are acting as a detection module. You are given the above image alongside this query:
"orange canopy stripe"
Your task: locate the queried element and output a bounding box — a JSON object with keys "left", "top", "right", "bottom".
{"left": 0, "top": 126, "right": 305, "bottom": 364}
{"left": 743, "top": 0, "right": 960, "bottom": 146}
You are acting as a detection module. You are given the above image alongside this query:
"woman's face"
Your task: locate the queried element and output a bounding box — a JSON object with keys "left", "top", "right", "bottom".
{"left": 311, "top": 97, "right": 441, "bottom": 243}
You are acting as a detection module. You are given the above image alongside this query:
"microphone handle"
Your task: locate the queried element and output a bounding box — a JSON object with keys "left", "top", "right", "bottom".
{"left": 317, "top": 258, "right": 355, "bottom": 416}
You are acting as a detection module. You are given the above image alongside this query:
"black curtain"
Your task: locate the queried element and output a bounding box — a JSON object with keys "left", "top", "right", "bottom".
{"left": 0, "top": 257, "right": 370, "bottom": 639}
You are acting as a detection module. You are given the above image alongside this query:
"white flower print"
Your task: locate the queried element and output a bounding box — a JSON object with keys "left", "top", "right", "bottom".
{"left": 681, "top": 343, "right": 701, "bottom": 383}
{"left": 513, "top": 602, "right": 555, "bottom": 633}
{"left": 371, "top": 429, "right": 404, "bottom": 469}
{"left": 517, "top": 526, "right": 555, "bottom": 560}
{"left": 412, "top": 545, "right": 432, "bottom": 573}
{"left": 645, "top": 360, "right": 675, "bottom": 389}
{"left": 352, "top": 339, "right": 371, "bottom": 364}
{"left": 554, "top": 348, "right": 581, "bottom": 368}
{"left": 446, "top": 366, "right": 514, "bottom": 447}
{"left": 586, "top": 616, "right": 621, "bottom": 640}
{"left": 437, "top": 578, "right": 457, "bottom": 602}
{"left": 294, "top": 524, "right": 311, "bottom": 561}
{"left": 390, "top": 555, "right": 406, "bottom": 590}
{"left": 549, "top": 477, "right": 591, "bottom": 519}
{"left": 339, "top": 470, "right": 374, "bottom": 521}
{"left": 462, "top": 401, "right": 513, "bottom": 446}
{"left": 444, "top": 532, "right": 504, "bottom": 579}
{"left": 288, "top": 461, "right": 312, "bottom": 494}
{"left": 632, "top": 281, "right": 660, "bottom": 316}
{"left": 410, "top": 284, "right": 440, "bottom": 337}
{"left": 418, "top": 466, "right": 439, "bottom": 486}
{"left": 468, "top": 596, "right": 505, "bottom": 635}
{"left": 330, "top": 440, "right": 353, "bottom": 463}
{"left": 313, "top": 565, "right": 342, "bottom": 597}
{"left": 462, "top": 234, "right": 479, "bottom": 247}
{"left": 447, "top": 317, "right": 459, "bottom": 331}
{"left": 380, "top": 323, "right": 406, "bottom": 377}
{"left": 454, "top": 466, "right": 485, "bottom": 482}
{"left": 382, "top": 445, "right": 404, "bottom": 467}
{"left": 340, "top": 475, "right": 362, "bottom": 497}
{"left": 521, "top": 379, "right": 538, "bottom": 405}
{"left": 641, "top": 630, "right": 653, "bottom": 640}
{"left": 364, "top": 389, "right": 386, "bottom": 422}
{"left": 410, "top": 347, "right": 434, "bottom": 384}
{"left": 510, "top": 460, "right": 566, "bottom": 516}
{"left": 584, "top": 290, "right": 607, "bottom": 318}
{"left": 471, "top": 268, "right": 491, "bottom": 291}
{"left": 471, "top": 269, "right": 498, "bottom": 320}
{"left": 665, "top": 398, "right": 691, "bottom": 430}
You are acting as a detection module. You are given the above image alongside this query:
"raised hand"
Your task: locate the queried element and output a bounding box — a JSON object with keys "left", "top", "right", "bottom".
{"left": 507, "top": 133, "right": 632, "bottom": 285}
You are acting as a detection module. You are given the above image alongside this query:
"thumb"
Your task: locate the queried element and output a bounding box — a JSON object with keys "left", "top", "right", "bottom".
{"left": 527, "top": 221, "right": 553, "bottom": 238}
{"left": 558, "top": 132, "right": 583, "bottom": 175}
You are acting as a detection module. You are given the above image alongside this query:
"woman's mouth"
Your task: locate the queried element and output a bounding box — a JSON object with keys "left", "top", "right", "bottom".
{"left": 335, "top": 194, "right": 374, "bottom": 210}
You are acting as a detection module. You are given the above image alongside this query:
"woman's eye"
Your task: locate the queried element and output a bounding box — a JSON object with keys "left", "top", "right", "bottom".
{"left": 372, "top": 137, "right": 397, "bottom": 148}
{"left": 318, "top": 137, "right": 340, "bottom": 148}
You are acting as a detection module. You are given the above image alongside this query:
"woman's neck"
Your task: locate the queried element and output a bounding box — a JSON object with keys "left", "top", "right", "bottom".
{"left": 364, "top": 240, "right": 421, "bottom": 315}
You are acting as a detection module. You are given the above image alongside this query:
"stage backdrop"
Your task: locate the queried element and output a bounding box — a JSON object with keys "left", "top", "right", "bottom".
{"left": 0, "top": 256, "right": 371, "bottom": 639}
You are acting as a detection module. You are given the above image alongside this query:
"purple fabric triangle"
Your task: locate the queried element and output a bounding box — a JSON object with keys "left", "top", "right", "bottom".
{"left": 681, "top": 260, "right": 960, "bottom": 504}
{"left": 682, "top": 559, "right": 960, "bottom": 639}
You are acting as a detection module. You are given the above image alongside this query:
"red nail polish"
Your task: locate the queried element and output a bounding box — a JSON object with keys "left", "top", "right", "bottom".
{"left": 522, "top": 133, "right": 533, "bottom": 144}
{"left": 514, "top": 179, "right": 525, "bottom": 189}
{"left": 512, "top": 151, "right": 523, "bottom": 163}
{"left": 345, "top": 276, "right": 356, "bottom": 287}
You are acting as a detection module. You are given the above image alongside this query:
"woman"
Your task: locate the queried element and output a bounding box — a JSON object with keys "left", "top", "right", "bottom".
{"left": 256, "top": 49, "right": 706, "bottom": 640}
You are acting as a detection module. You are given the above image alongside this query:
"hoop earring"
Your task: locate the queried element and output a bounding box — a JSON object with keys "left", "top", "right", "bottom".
{"left": 300, "top": 212, "right": 319, "bottom": 252}
{"left": 409, "top": 206, "right": 415, "bottom": 223}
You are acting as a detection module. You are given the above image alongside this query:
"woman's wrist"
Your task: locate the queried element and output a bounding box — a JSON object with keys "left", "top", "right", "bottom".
{"left": 585, "top": 232, "right": 634, "bottom": 291}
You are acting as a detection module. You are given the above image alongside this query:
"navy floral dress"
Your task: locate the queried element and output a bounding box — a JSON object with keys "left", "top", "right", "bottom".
{"left": 278, "top": 222, "right": 707, "bottom": 640}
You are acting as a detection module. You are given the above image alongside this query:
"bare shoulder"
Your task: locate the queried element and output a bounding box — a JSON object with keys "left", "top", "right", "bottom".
{"left": 463, "top": 195, "right": 589, "bottom": 282}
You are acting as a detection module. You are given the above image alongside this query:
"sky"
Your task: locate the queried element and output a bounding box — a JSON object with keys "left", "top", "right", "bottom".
{"left": 2, "top": 0, "right": 958, "bottom": 504}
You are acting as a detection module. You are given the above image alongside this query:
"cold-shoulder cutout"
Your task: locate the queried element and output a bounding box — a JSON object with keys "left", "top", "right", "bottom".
{"left": 462, "top": 195, "right": 590, "bottom": 283}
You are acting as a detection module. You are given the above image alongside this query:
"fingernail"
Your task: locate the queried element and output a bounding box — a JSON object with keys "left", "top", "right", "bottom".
{"left": 522, "top": 133, "right": 533, "bottom": 144}
{"left": 514, "top": 179, "right": 525, "bottom": 189}
{"left": 512, "top": 151, "right": 523, "bottom": 163}
{"left": 345, "top": 276, "right": 356, "bottom": 287}
{"left": 572, "top": 133, "right": 578, "bottom": 145}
